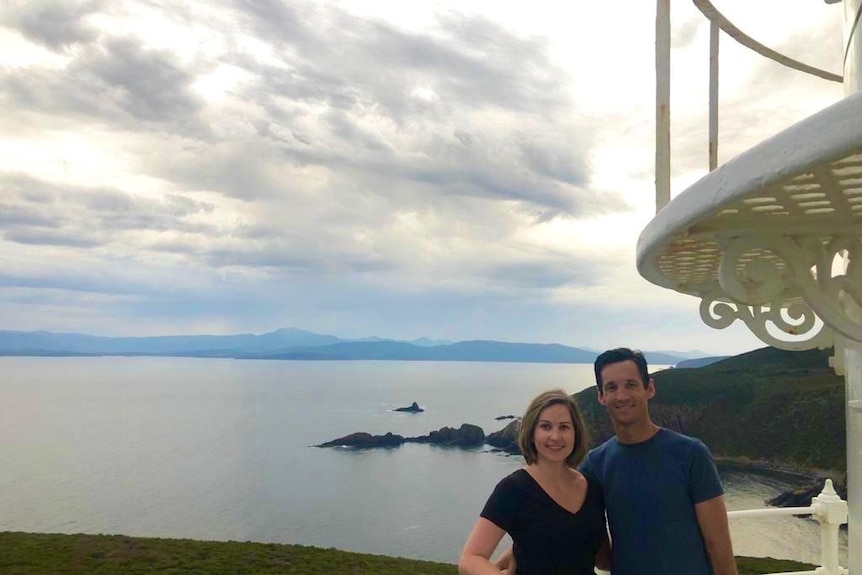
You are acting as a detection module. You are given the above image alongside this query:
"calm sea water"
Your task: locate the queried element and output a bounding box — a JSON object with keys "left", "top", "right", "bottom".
{"left": 0, "top": 357, "right": 847, "bottom": 565}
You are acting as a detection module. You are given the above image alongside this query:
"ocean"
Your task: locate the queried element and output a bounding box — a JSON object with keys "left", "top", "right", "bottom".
{"left": 0, "top": 356, "right": 846, "bottom": 565}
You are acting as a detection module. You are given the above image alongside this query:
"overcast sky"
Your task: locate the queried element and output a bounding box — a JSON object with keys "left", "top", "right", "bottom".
{"left": 0, "top": 1, "right": 846, "bottom": 354}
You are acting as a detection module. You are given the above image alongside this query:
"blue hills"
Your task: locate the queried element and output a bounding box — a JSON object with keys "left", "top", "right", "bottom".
{"left": 0, "top": 327, "right": 695, "bottom": 365}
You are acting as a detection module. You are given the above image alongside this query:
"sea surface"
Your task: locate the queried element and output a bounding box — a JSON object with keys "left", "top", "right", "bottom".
{"left": 0, "top": 357, "right": 847, "bottom": 565}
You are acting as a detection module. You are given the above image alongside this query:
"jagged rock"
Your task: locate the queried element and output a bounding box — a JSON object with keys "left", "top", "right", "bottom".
{"left": 316, "top": 432, "right": 405, "bottom": 448}
{"left": 412, "top": 423, "right": 485, "bottom": 446}
{"left": 394, "top": 401, "right": 424, "bottom": 413}
{"left": 318, "top": 423, "right": 485, "bottom": 449}
{"left": 487, "top": 419, "right": 520, "bottom": 455}
{"left": 767, "top": 479, "right": 847, "bottom": 508}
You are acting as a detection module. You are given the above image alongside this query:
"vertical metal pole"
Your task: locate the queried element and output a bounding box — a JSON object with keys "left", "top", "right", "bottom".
{"left": 843, "top": 1, "right": 862, "bottom": 571}
{"left": 813, "top": 479, "right": 848, "bottom": 575}
{"left": 847, "top": 338, "right": 862, "bottom": 575}
{"left": 844, "top": 0, "right": 862, "bottom": 97}
{"left": 655, "top": 0, "right": 671, "bottom": 213}
{"left": 708, "top": 20, "right": 719, "bottom": 171}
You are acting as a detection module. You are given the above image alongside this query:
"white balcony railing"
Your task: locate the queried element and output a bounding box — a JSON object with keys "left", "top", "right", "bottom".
{"left": 726, "top": 479, "right": 848, "bottom": 575}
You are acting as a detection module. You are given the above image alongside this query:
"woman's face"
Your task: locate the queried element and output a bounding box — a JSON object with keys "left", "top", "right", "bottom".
{"left": 532, "top": 403, "right": 575, "bottom": 463}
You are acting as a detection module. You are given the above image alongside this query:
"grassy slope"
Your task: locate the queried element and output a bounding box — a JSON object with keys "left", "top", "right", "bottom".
{"left": 576, "top": 347, "right": 846, "bottom": 474}
{"left": 0, "top": 532, "right": 815, "bottom": 575}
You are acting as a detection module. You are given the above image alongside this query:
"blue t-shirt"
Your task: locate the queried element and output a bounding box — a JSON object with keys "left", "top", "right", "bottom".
{"left": 580, "top": 429, "right": 724, "bottom": 575}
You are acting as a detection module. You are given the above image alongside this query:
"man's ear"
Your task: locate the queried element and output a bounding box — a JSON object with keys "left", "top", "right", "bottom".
{"left": 646, "top": 378, "right": 656, "bottom": 399}
{"left": 597, "top": 389, "right": 606, "bottom": 406}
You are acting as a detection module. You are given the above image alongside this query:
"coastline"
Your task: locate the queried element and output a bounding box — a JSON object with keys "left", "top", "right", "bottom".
{"left": 714, "top": 456, "right": 843, "bottom": 484}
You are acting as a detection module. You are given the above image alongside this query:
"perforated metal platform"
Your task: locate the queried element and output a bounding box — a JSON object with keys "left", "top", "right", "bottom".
{"left": 637, "top": 90, "right": 862, "bottom": 346}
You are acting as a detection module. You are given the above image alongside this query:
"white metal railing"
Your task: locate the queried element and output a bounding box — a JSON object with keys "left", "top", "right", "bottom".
{"left": 726, "top": 479, "right": 848, "bottom": 575}
{"left": 654, "top": 0, "right": 844, "bottom": 213}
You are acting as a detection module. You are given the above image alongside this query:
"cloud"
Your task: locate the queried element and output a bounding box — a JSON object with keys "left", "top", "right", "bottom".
{"left": 0, "top": 172, "right": 217, "bottom": 249}
{"left": 0, "top": 1, "right": 841, "bottom": 354}
{"left": 1, "top": 0, "right": 102, "bottom": 50}
{"left": 1, "top": 35, "right": 206, "bottom": 132}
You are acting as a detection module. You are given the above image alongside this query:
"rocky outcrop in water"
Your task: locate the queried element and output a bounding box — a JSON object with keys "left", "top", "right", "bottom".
{"left": 316, "top": 432, "right": 405, "bottom": 448}
{"left": 486, "top": 419, "right": 520, "bottom": 455}
{"left": 412, "top": 424, "right": 484, "bottom": 446}
{"left": 317, "top": 424, "right": 486, "bottom": 449}
{"left": 767, "top": 478, "right": 847, "bottom": 508}
{"left": 394, "top": 402, "right": 424, "bottom": 413}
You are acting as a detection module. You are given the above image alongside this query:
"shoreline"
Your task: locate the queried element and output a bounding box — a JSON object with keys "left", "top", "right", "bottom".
{"left": 714, "top": 456, "right": 844, "bottom": 487}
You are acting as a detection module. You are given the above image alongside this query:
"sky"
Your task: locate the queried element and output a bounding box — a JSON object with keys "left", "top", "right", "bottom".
{"left": 0, "top": 1, "right": 847, "bottom": 354}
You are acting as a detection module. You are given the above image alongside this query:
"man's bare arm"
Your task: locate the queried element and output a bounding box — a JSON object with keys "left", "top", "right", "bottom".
{"left": 695, "top": 495, "right": 738, "bottom": 575}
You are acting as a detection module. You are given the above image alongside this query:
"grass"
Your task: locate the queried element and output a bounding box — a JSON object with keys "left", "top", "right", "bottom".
{"left": 0, "top": 532, "right": 818, "bottom": 575}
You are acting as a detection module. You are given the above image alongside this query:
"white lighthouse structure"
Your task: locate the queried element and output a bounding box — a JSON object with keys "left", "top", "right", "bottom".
{"left": 638, "top": 1, "right": 862, "bottom": 572}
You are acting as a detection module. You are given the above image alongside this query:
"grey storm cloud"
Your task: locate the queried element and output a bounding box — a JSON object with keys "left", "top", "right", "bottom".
{"left": 0, "top": 35, "right": 206, "bottom": 131}
{"left": 3, "top": 228, "right": 106, "bottom": 248}
{"left": 236, "top": 5, "right": 571, "bottom": 121}
{"left": 193, "top": 2, "right": 611, "bottom": 214}
{"left": 1, "top": 0, "right": 103, "bottom": 50}
{"left": 0, "top": 173, "right": 217, "bottom": 248}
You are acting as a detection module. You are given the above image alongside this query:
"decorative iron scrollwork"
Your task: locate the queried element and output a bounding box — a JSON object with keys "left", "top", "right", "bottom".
{"left": 699, "top": 233, "right": 862, "bottom": 348}
{"left": 699, "top": 296, "right": 834, "bottom": 351}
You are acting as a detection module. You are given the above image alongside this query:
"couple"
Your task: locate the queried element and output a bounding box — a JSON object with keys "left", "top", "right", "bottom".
{"left": 458, "top": 348, "right": 738, "bottom": 575}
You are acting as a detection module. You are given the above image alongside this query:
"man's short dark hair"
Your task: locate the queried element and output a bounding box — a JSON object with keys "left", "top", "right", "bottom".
{"left": 594, "top": 348, "right": 650, "bottom": 393}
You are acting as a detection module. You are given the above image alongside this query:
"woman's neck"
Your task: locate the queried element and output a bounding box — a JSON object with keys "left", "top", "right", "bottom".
{"left": 528, "top": 459, "right": 572, "bottom": 482}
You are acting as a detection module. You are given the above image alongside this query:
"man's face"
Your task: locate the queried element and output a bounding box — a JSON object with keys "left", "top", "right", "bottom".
{"left": 597, "top": 359, "right": 655, "bottom": 427}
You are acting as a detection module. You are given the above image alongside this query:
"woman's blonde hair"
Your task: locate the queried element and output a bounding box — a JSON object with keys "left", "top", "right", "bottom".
{"left": 517, "top": 389, "right": 588, "bottom": 467}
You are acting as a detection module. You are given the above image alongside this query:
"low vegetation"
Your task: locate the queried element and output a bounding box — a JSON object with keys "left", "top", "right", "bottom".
{"left": 0, "top": 532, "right": 816, "bottom": 575}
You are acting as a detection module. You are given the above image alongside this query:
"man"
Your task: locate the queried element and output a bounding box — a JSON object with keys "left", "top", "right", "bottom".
{"left": 582, "top": 347, "right": 737, "bottom": 575}
{"left": 498, "top": 347, "right": 737, "bottom": 575}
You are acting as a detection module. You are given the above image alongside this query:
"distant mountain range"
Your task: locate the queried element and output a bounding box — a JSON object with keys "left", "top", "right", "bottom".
{"left": 0, "top": 327, "right": 709, "bottom": 365}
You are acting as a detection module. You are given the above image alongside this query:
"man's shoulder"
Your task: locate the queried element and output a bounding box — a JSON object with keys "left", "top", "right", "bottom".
{"left": 654, "top": 429, "right": 716, "bottom": 465}
{"left": 589, "top": 436, "right": 618, "bottom": 455}
{"left": 584, "top": 436, "right": 618, "bottom": 467}
{"left": 657, "top": 428, "right": 710, "bottom": 451}
{"left": 657, "top": 428, "right": 701, "bottom": 446}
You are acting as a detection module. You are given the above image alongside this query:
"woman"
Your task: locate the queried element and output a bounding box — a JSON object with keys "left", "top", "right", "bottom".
{"left": 458, "top": 389, "right": 610, "bottom": 575}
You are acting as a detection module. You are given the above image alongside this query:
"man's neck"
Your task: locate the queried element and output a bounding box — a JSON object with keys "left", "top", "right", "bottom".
{"left": 613, "top": 420, "right": 660, "bottom": 445}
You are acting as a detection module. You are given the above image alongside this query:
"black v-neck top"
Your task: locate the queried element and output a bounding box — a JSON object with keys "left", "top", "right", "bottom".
{"left": 480, "top": 469, "right": 606, "bottom": 575}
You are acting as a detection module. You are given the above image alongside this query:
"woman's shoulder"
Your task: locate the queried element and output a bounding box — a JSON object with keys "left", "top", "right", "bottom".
{"left": 500, "top": 467, "right": 531, "bottom": 486}
{"left": 489, "top": 468, "right": 533, "bottom": 499}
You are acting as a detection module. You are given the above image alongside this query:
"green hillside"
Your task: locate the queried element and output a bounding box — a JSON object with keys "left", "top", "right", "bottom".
{"left": 575, "top": 347, "right": 846, "bottom": 474}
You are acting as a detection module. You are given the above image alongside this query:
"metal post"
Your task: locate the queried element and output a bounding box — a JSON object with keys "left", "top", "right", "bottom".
{"left": 708, "top": 20, "right": 719, "bottom": 171}
{"left": 841, "top": 2, "right": 862, "bottom": 571}
{"left": 847, "top": 339, "right": 862, "bottom": 574}
{"left": 812, "top": 479, "right": 849, "bottom": 575}
{"left": 655, "top": 0, "right": 671, "bottom": 213}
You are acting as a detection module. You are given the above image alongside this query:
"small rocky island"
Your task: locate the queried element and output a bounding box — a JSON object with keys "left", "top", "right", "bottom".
{"left": 393, "top": 401, "right": 424, "bottom": 413}
{"left": 316, "top": 416, "right": 523, "bottom": 454}
{"left": 317, "top": 423, "right": 486, "bottom": 448}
